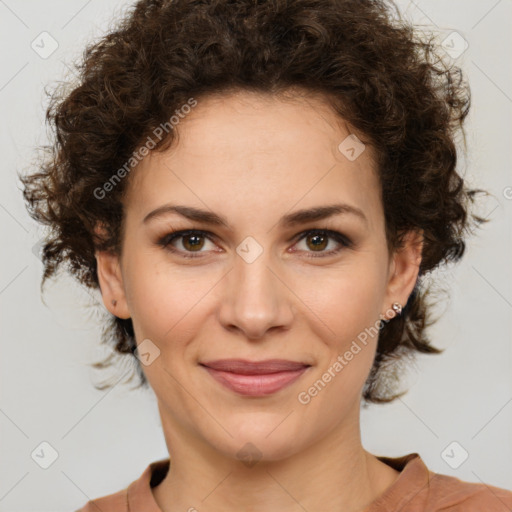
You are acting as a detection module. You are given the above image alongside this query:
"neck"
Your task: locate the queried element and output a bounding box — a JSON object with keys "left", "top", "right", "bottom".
{"left": 152, "top": 408, "right": 399, "bottom": 512}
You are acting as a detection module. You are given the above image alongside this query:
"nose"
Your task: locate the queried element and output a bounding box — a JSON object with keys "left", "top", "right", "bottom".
{"left": 217, "top": 247, "right": 295, "bottom": 340}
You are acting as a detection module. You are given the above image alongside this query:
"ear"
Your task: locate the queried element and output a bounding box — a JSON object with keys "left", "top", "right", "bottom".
{"left": 94, "top": 225, "right": 130, "bottom": 320}
{"left": 381, "top": 229, "right": 423, "bottom": 320}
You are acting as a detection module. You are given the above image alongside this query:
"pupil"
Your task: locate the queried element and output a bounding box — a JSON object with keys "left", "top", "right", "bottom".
{"left": 185, "top": 235, "right": 203, "bottom": 250}
{"left": 309, "top": 234, "right": 327, "bottom": 251}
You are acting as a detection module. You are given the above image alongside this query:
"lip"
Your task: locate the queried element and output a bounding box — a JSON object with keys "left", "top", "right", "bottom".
{"left": 200, "top": 359, "right": 310, "bottom": 374}
{"left": 200, "top": 359, "right": 311, "bottom": 397}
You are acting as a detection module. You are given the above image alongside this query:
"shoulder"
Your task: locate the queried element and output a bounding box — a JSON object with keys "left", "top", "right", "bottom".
{"left": 426, "top": 471, "right": 512, "bottom": 511}
{"left": 372, "top": 452, "right": 512, "bottom": 512}
{"left": 74, "top": 488, "right": 127, "bottom": 512}
{"left": 73, "top": 458, "right": 169, "bottom": 512}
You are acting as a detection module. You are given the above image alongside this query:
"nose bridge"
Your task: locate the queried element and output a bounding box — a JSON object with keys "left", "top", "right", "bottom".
{"left": 218, "top": 244, "right": 292, "bottom": 338}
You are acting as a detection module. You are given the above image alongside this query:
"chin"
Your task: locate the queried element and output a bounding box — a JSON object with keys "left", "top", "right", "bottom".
{"left": 206, "top": 420, "right": 307, "bottom": 464}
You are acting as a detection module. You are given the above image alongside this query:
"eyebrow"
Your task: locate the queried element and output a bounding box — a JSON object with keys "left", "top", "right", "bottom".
{"left": 142, "top": 203, "right": 368, "bottom": 228}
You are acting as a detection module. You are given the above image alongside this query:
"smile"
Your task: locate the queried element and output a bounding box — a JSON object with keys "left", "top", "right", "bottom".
{"left": 200, "top": 360, "right": 311, "bottom": 397}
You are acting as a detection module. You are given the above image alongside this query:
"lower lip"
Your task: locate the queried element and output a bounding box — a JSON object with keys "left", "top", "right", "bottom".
{"left": 202, "top": 366, "right": 309, "bottom": 396}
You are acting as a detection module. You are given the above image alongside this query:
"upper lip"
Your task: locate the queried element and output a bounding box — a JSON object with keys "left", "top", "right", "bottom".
{"left": 200, "top": 359, "right": 310, "bottom": 375}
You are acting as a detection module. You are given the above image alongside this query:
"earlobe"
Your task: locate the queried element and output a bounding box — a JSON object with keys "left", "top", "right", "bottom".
{"left": 94, "top": 222, "right": 131, "bottom": 319}
{"left": 382, "top": 229, "right": 423, "bottom": 319}
{"left": 95, "top": 249, "right": 131, "bottom": 320}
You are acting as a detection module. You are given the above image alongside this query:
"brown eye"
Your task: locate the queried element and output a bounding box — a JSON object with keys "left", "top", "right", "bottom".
{"left": 305, "top": 233, "right": 329, "bottom": 252}
{"left": 181, "top": 233, "right": 205, "bottom": 251}
{"left": 158, "top": 229, "right": 217, "bottom": 258}
{"left": 293, "top": 229, "right": 352, "bottom": 258}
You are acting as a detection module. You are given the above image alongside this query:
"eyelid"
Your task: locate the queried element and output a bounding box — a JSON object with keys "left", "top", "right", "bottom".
{"left": 157, "top": 227, "right": 353, "bottom": 259}
{"left": 290, "top": 228, "right": 353, "bottom": 257}
{"left": 157, "top": 229, "right": 219, "bottom": 256}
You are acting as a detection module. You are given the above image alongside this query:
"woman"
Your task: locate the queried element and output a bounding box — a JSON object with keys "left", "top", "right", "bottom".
{"left": 20, "top": 0, "right": 512, "bottom": 510}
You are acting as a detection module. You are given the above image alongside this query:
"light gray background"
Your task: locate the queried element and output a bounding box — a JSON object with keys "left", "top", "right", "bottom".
{"left": 1, "top": 0, "right": 511, "bottom": 510}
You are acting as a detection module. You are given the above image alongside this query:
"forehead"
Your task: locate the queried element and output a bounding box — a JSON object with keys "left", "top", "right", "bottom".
{"left": 124, "top": 90, "right": 382, "bottom": 231}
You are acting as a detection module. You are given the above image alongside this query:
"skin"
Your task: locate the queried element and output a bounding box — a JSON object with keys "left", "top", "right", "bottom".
{"left": 95, "top": 89, "right": 423, "bottom": 512}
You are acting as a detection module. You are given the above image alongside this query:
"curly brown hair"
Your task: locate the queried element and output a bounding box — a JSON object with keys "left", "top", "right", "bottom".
{"left": 19, "top": 0, "right": 488, "bottom": 403}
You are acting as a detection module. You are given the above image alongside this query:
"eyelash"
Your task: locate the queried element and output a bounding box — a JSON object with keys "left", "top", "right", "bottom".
{"left": 157, "top": 228, "right": 353, "bottom": 259}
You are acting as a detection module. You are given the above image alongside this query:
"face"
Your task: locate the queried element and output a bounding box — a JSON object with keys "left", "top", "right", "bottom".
{"left": 96, "top": 89, "right": 422, "bottom": 463}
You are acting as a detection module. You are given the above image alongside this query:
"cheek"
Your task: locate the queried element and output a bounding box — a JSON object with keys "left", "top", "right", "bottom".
{"left": 294, "top": 272, "right": 382, "bottom": 417}
{"left": 122, "top": 255, "right": 222, "bottom": 376}
{"left": 123, "top": 249, "right": 199, "bottom": 329}
{"left": 296, "top": 264, "right": 383, "bottom": 341}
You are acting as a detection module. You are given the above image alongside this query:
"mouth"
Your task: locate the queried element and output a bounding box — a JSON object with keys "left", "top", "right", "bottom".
{"left": 199, "top": 359, "right": 311, "bottom": 396}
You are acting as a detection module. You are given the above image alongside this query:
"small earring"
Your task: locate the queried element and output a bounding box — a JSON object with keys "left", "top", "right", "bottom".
{"left": 392, "top": 302, "right": 402, "bottom": 315}
{"left": 111, "top": 299, "right": 117, "bottom": 306}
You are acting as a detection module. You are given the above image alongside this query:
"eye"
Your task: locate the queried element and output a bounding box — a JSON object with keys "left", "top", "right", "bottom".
{"left": 292, "top": 229, "right": 352, "bottom": 258}
{"left": 157, "top": 228, "right": 353, "bottom": 259}
{"left": 157, "top": 229, "right": 218, "bottom": 259}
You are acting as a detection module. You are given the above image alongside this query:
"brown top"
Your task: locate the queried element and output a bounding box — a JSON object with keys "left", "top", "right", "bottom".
{"left": 75, "top": 452, "right": 512, "bottom": 512}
